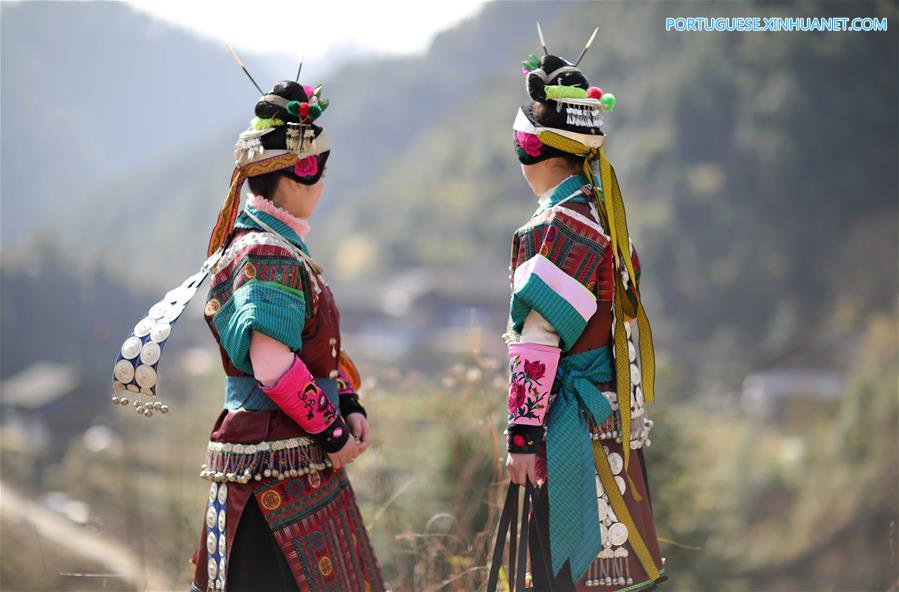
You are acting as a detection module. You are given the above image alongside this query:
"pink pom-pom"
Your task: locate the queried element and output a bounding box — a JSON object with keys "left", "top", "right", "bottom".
{"left": 302, "top": 84, "right": 316, "bottom": 98}
{"left": 587, "top": 86, "right": 603, "bottom": 99}
{"left": 521, "top": 67, "right": 530, "bottom": 75}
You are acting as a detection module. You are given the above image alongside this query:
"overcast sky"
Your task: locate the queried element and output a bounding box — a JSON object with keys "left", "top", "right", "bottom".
{"left": 125, "top": 0, "right": 488, "bottom": 61}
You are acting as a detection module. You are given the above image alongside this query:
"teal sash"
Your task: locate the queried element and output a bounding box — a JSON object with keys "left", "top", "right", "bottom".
{"left": 545, "top": 345, "right": 614, "bottom": 579}
{"left": 224, "top": 376, "right": 339, "bottom": 412}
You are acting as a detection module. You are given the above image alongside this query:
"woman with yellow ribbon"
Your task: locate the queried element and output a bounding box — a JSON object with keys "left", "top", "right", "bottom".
{"left": 501, "top": 27, "right": 666, "bottom": 591}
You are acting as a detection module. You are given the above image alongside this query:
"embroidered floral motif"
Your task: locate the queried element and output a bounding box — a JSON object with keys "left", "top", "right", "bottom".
{"left": 294, "top": 155, "right": 319, "bottom": 177}
{"left": 524, "top": 359, "right": 546, "bottom": 381}
{"left": 508, "top": 353, "right": 549, "bottom": 422}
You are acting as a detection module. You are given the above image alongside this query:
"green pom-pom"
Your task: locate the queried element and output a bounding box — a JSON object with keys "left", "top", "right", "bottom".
{"left": 521, "top": 53, "right": 540, "bottom": 72}
{"left": 318, "top": 98, "right": 330, "bottom": 112}
{"left": 309, "top": 104, "right": 322, "bottom": 118}
{"left": 544, "top": 85, "right": 588, "bottom": 100}
{"left": 599, "top": 93, "right": 617, "bottom": 111}
{"left": 287, "top": 100, "right": 301, "bottom": 116}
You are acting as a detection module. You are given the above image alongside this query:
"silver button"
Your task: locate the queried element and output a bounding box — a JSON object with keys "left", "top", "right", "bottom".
{"left": 600, "top": 524, "right": 610, "bottom": 548}
{"left": 162, "top": 304, "right": 185, "bottom": 323}
{"left": 208, "top": 483, "right": 218, "bottom": 502}
{"left": 614, "top": 475, "right": 626, "bottom": 495}
{"left": 217, "top": 484, "right": 227, "bottom": 504}
{"left": 635, "top": 385, "right": 644, "bottom": 406}
{"left": 628, "top": 342, "right": 636, "bottom": 362}
{"left": 218, "top": 533, "right": 226, "bottom": 554}
{"left": 134, "top": 318, "right": 154, "bottom": 338}
{"left": 121, "top": 337, "right": 143, "bottom": 360}
{"left": 148, "top": 301, "right": 170, "bottom": 320}
{"left": 206, "top": 507, "right": 216, "bottom": 528}
{"left": 140, "top": 342, "right": 162, "bottom": 366}
{"left": 165, "top": 286, "right": 191, "bottom": 303}
{"left": 114, "top": 360, "right": 135, "bottom": 384}
{"left": 207, "top": 558, "right": 218, "bottom": 580}
{"left": 177, "top": 287, "right": 198, "bottom": 306}
{"left": 594, "top": 474, "right": 604, "bottom": 497}
{"left": 597, "top": 498, "right": 609, "bottom": 521}
{"left": 150, "top": 321, "right": 171, "bottom": 343}
{"left": 206, "top": 531, "right": 217, "bottom": 553}
{"left": 630, "top": 364, "right": 641, "bottom": 386}
{"left": 608, "top": 452, "right": 624, "bottom": 476}
{"left": 135, "top": 365, "right": 158, "bottom": 388}
{"left": 217, "top": 509, "right": 226, "bottom": 531}
{"left": 608, "top": 522, "right": 629, "bottom": 546}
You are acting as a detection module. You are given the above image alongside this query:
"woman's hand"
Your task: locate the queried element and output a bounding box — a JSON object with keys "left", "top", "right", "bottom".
{"left": 506, "top": 452, "right": 539, "bottom": 485}
{"left": 327, "top": 414, "right": 370, "bottom": 470}
{"left": 345, "top": 413, "right": 371, "bottom": 451}
{"left": 327, "top": 437, "right": 361, "bottom": 471}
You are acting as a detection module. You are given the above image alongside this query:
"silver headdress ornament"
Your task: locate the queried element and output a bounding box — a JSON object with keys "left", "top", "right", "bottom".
{"left": 229, "top": 46, "right": 331, "bottom": 166}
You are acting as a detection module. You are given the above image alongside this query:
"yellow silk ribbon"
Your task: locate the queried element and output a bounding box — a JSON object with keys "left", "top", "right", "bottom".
{"left": 537, "top": 130, "right": 656, "bottom": 481}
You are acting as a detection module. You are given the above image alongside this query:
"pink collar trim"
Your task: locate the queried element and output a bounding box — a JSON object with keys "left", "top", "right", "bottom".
{"left": 246, "top": 193, "right": 311, "bottom": 239}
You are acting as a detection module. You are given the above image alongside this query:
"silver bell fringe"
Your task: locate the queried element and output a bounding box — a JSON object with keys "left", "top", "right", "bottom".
{"left": 200, "top": 437, "right": 331, "bottom": 483}
{"left": 585, "top": 547, "right": 633, "bottom": 588}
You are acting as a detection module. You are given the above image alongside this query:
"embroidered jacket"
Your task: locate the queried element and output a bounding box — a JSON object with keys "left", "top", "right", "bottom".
{"left": 507, "top": 175, "right": 642, "bottom": 448}
{"left": 202, "top": 200, "right": 365, "bottom": 465}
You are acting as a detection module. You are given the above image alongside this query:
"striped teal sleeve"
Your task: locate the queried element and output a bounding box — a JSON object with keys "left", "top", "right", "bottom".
{"left": 508, "top": 216, "right": 600, "bottom": 351}
{"left": 214, "top": 280, "right": 306, "bottom": 375}
{"left": 510, "top": 271, "right": 590, "bottom": 351}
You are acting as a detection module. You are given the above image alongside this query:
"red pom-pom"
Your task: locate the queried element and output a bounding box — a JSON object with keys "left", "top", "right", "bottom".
{"left": 587, "top": 86, "right": 603, "bottom": 99}
{"left": 512, "top": 434, "right": 526, "bottom": 447}
{"left": 299, "top": 102, "right": 310, "bottom": 116}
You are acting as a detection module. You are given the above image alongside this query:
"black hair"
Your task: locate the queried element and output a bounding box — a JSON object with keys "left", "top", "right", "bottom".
{"left": 247, "top": 171, "right": 285, "bottom": 200}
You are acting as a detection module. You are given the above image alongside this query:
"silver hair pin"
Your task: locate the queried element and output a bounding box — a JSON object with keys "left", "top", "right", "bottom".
{"left": 536, "top": 22, "right": 548, "bottom": 55}
{"left": 574, "top": 27, "right": 599, "bottom": 67}
{"left": 227, "top": 44, "right": 264, "bottom": 95}
{"left": 295, "top": 48, "right": 305, "bottom": 82}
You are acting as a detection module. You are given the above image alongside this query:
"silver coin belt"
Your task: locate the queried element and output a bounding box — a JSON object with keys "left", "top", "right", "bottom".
{"left": 200, "top": 437, "right": 331, "bottom": 484}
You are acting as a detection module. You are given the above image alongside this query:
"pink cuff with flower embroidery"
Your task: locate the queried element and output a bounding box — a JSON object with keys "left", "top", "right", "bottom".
{"left": 507, "top": 342, "right": 560, "bottom": 426}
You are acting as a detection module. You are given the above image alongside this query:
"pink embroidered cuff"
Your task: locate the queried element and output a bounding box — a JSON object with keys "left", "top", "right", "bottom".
{"left": 260, "top": 355, "right": 349, "bottom": 452}
{"left": 507, "top": 342, "right": 560, "bottom": 427}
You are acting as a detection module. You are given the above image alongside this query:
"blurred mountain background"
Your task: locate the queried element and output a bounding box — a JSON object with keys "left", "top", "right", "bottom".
{"left": 1, "top": 1, "right": 896, "bottom": 590}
